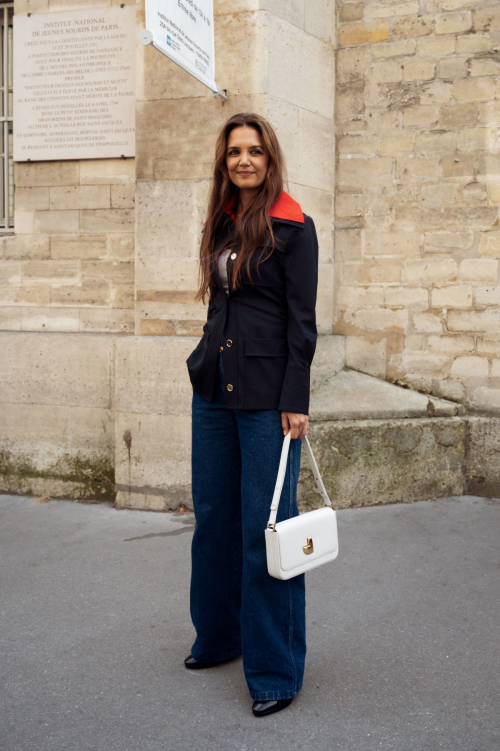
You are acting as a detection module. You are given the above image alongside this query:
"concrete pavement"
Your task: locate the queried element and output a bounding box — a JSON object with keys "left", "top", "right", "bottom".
{"left": 1, "top": 493, "right": 498, "bottom": 751}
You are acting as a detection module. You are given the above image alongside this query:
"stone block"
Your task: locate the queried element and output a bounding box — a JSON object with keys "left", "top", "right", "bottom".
{"left": 338, "top": 157, "right": 393, "bottom": 188}
{"left": 458, "top": 127, "right": 492, "bottom": 152}
{"left": 403, "top": 106, "right": 439, "bottom": 127}
{"left": 342, "top": 258, "right": 403, "bottom": 284}
{"left": 466, "top": 417, "right": 500, "bottom": 495}
{"left": 268, "top": 14, "right": 334, "bottom": 118}
{"left": 111, "top": 184, "right": 136, "bottom": 210}
{"left": 473, "top": 7, "right": 500, "bottom": 32}
{"left": 81, "top": 261, "right": 134, "bottom": 284}
{"left": 34, "top": 210, "right": 79, "bottom": 234}
{"left": 80, "top": 158, "right": 135, "bottom": 186}
{"left": 396, "top": 155, "right": 440, "bottom": 179}
{"left": 435, "top": 11, "right": 471, "bottom": 34}
{"left": 50, "top": 235, "right": 108, "bottom": 260}
{"left": 335, "top": 229, "right": 362, "bottom": 261}
{"left": 80, "top": 309, "right": 135, "bottom": 333}
{"left": 412, "top": 311, "right": 443, "bottom": 332}
{"left": 378, "top": 133, "right": 415, "bottom": 154}
{"left": 337, "top": 285, "right": 385, "bottom": 307}
{"left": 371, "top": 39, "right": 416, "bottom": 58}
{"left": 428, "top": 334, "right": 474, "bottom": 352}
{"left": 431, "top": 285, "right": 472, "bottom": 307}
{"left": 476, "top": 336, "right": 500, "bottom": 355}
{"left": 440, "top": 154, "right": 474, "bottom": 178}
{"left": 79, "top": 210, "right": 134, "bottom": 233}
{"left": 372, "top": 60, "right": 403, "bottom": 83}
{"left": 338, "top": 21, "right": 390, "bottom": 46}
{"left": 1, "top": 235, "right": 50, "bottom": 261}
{"left": 49, "top": 186, "right": 111, "bottom": 211}
{"left": 340, "top": 2, "right": 364, "bottom": 23}
{"left": 346, "top": 307, "right": 408, "bottom": 330}
{"left": 438, "top": 56, "right": 468, "bottom": 80}
{"left": 415, "top": 131, "right": 456, "bottom": 152}
{"left": 450, "top": 356, "right": 489, "bottom": 377}
{"left": 335, "top": 192, "right": 364, "bottom": 219}
{"left": 0, "top": 260, "right": 21, "bottom": 285}
{"left": 15, "top": 187, "right": 50, "bottom": 212}
{"left": 475, "top": 286, "right": 500, "bottom": 306}
{"left": 453, "top": 78, "right": 496, "bottom": 102}
{"left": 337, "top": 47, "right": 367, "bottom": 84}
{"left": 365, "top": 231, "right": 421, "bottom": 257}
{"left": 300, "top": 416, "right": 465, "bottom": 509}
{"left": 0, "top": 308, "right": 22, "bottom": 331}
{"left": 15, "top": 161, "right": 79, "bottom": 188}
{"left": 11, "top": 211, "right": 34, "bottom": 234}
{"left": 298, "top": 109, "right": 335, "bottom": 192}
{"left": 21, "top": 308, "right": 80, "bottom": 332}
{"left": 439, "top": 103, "right": 478, "bottom": 128}
{"left": 456, "top": 33, "right": 491, "bottom": 54}
{"left": 0, "top": 402, "right": 114, "bottom": 501}
{"left": 114, "top": 412, "right": 192, "bottom": 511}
{"left": 114, "top": 336, "right": 195, "bottom": 417}
{"left": 401, "top": 351, "right": 451, "bottom": 373}
{"left": 448, "top": 309, "right": 499, "bottom": 333}
{"left": 392, "top": 15, "right": 433, "bottom": 39}
{"left": 469, "top": 58, "right": 500, "bottom": 77}
{"left": 50, "top": 281, "right": 110, "bottom": 306}
{"left": 404, "top": 58, "right": 436, "bottom": 81}
{"left": 22, "top": 260, "right": 80, "bottom": 282}
{"left": 421, "top": 183, "right": 460, "bottom": 204}
{"left": 404, "top": 258, "right": 457, "bottom": 284}
{"left": 420, "top": 80, "right": 453, "bottom": 105}
{"left": 365, "top": 1, "right": 419, "bottom": 19}
{"left": 460, "top": 259, "right": 498, "bottom": 283}
{"left": 417, "top": 35, "right": 456, "bottom": 56}
{"left": 385, "top": 287, "right": 428, "bottom": 306}
{"left": 424, "top": 232, "right": 473, "bottom": 253}
{"left": 336, "top": 86, "right": 365, "bottom": 121}
{"left": 0, "top": 332, "right": 113, "bottom": 408}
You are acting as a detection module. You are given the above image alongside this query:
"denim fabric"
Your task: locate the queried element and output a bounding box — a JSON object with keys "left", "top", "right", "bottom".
{"left": 189, "top": 337, "right": 306, "bottom": 701}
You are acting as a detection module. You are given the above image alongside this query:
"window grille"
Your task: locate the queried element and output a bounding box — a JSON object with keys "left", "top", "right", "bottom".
{"left": 0, "top": 2, "right": 13, "bottom": 234}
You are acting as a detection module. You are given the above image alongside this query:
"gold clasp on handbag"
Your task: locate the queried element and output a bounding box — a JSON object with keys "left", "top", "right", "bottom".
{"left": 302, "top": 537, "right": 314, "bottom": 555}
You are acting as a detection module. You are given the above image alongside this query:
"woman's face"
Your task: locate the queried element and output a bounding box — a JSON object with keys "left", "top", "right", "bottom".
{"left": 225, "top": 126, "right": 269, "bottom": 193}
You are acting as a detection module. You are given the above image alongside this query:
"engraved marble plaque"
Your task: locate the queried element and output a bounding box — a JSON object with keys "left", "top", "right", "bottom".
{"left": 13, "top": 6, "right": 136, "bottom": 161}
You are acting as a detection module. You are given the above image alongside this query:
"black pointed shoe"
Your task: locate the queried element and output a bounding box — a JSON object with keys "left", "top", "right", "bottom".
{"left": 184, "top": 654, "right": 239, "bottom": 669}
{"left": 252, "top": 697, "right": 294, "bottom": 717}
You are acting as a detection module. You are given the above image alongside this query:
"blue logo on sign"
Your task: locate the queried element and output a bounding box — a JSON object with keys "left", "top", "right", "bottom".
{"left": 167, "top": 35, "right": 171, "bottom": 46}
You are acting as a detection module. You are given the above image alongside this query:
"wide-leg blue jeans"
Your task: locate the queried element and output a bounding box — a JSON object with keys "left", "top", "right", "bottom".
{"left": 189, "top": 341, "right": 306, "bottom": 701}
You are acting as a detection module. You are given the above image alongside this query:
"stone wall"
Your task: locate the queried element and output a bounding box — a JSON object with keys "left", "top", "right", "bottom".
{"left": 2, "top": 0, "right": 136, "bottom": 335}
{"left": 334, "top": 0, "right": 500, "bottom": 413}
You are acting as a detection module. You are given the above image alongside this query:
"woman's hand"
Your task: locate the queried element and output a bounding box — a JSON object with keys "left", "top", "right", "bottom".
{"left": 281, "top": 411, "right": 309, "bottom": 439}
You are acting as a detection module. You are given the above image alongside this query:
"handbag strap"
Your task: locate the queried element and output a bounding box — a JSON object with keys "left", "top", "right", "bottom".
{"left": 267, "top": 433, "right": 332, "bottom": 528}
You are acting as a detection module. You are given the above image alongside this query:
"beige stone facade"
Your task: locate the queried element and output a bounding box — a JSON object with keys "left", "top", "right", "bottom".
{"left": 1, "top": 0, "right": 498, "bottom": 507}
{"left": 335, "top": 0, "right": 500, "bottom": 412}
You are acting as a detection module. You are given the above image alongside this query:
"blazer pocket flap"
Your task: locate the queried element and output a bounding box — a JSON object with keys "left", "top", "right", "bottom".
{"left": 244, "top": 337, "right": 288, "bottom": 357}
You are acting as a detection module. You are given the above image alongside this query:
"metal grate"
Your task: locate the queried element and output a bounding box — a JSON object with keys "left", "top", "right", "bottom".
{"left": 0, "top": 2, "right": 13, "bottom": 233}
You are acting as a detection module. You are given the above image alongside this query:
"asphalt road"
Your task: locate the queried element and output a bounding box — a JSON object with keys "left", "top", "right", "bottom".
{"left": 1, "top": 493, "right": 498, "bottom": 751}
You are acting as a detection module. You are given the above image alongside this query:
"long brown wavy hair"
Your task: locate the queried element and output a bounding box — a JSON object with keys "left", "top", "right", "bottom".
{"left": 195, "top": 112, "right": 288, "bottom": 305}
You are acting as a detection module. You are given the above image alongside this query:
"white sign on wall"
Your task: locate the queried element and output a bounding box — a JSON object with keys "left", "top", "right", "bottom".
{"left": 142, "top": 0, "right": 226, "bottom": 98}
{"left": 13, "top": 6, "right": 136, "bottom": 161}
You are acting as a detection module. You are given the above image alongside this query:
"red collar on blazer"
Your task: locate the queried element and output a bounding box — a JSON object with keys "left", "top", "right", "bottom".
{"left": 223, "top": 189, "right": 305, "bottom": 224}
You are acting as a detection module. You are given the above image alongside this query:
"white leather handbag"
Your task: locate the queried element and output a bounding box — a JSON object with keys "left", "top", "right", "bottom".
{"left": 265, "top": 432, "right": 339, "bottom": 580}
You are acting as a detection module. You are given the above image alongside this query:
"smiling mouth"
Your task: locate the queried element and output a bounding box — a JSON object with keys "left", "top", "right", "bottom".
{"left": 238, "top": 172, "right": 255, "bottom": 176}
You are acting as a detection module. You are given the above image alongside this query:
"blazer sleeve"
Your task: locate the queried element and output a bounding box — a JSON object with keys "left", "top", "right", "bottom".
{"left": 278, "top": 214, "right": 319, "bottom": 415}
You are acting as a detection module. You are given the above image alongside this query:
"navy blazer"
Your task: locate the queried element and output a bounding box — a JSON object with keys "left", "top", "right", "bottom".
{"left": 186, "top": 190, "right": 319, "bottom": 415}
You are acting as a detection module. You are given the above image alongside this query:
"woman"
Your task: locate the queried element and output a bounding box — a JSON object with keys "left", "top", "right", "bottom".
{"left": 184, "top": 112, "right": 319, "bottom": 717}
